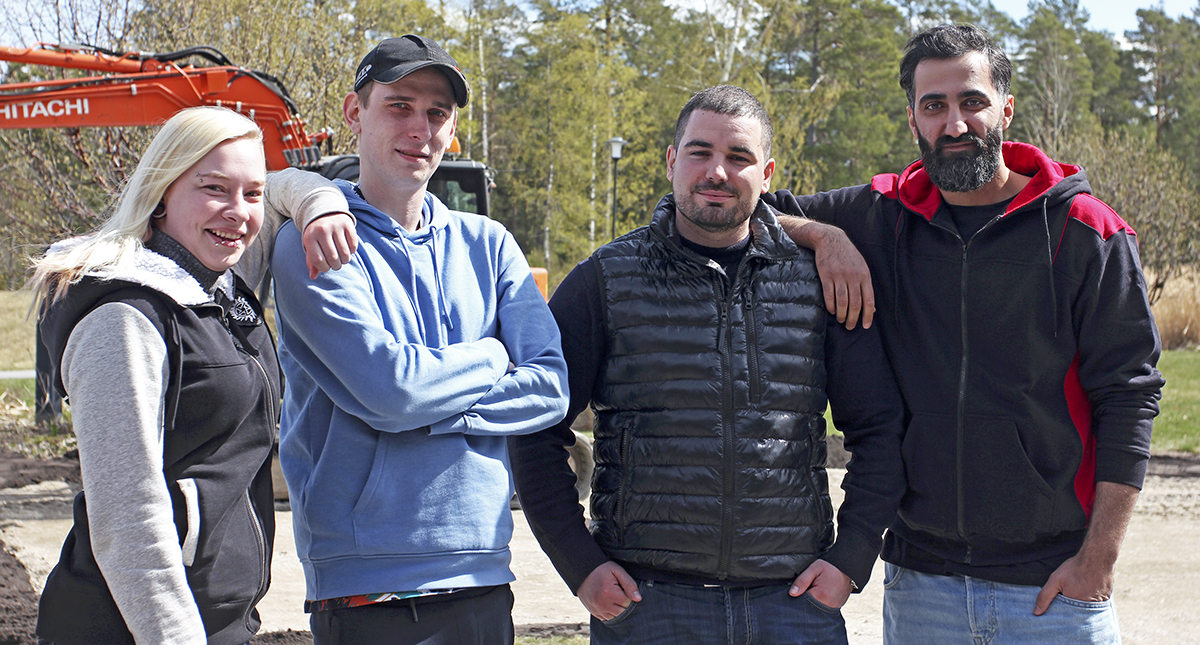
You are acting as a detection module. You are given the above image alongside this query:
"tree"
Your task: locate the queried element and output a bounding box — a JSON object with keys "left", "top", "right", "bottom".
{"left": 1127, "top": 8, "right": 1186, "bottom": 145}
{"left": 1063, "top": 129, "right": 1200, "bottom": 304}
{"left": 495, "top": 8, "right": 616, "bottom": 276}
{"left": 763, "top": 0, "right": 908, "bottom": 190}
{"left": 1011, "top": 0, "right": 1102, "bottom": 149}
{"left": 1128, "top": 8, "right": 1200, "bottom": 184}
{"left": 1080, "top": 29, "right": 1143, "bottom": 131}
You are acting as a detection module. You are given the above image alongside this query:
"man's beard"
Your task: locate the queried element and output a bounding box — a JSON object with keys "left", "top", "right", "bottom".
{"left": 917, "top": 124, "right": 1004, "bottom": 193}
{"left": 676, "top": 182, "right": 756, "bottom": 234}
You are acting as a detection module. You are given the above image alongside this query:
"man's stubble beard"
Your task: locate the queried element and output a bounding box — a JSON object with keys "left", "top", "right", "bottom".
{"left": 676, "top": 182, "right": 756, "bottom": 234}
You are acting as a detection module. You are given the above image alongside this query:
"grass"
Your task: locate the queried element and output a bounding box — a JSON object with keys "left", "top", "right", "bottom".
{"left": 0, "top": 290, "right": 37, "bottom": 370}
{"left": 1155, "top": 349, "right": 1200, "bottom": 452}
{"left": 0, "top": 378, "right": 35, "bottom": 408}
{"left": 0, "top": 378, "right": 75, "bottom": 458}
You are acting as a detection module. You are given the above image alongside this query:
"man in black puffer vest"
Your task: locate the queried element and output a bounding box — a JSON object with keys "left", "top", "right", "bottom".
{"left": 511, "top": 86, "right": 906, "bottom": 645}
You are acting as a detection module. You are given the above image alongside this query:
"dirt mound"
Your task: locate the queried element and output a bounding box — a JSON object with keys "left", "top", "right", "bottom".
{"left": 0, "top": 544, "right": 39, "bottom": 645}
{"left": 0, "top": 449, "right": 79, "bottom": 490}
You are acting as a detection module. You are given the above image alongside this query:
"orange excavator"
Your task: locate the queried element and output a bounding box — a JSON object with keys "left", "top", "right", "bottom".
{"left": 0, "top": 43, "right": 330, "bottom": 171}
{"left": 0, "top": 42, "right": 496, "bottom": 217}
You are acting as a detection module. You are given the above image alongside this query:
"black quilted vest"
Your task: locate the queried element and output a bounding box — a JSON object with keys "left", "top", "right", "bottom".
{"left": 36, "top": 270, "right": 280, "bottom": 645}
{"left": 589, "top": 195, "right": 831, "bottom": 582}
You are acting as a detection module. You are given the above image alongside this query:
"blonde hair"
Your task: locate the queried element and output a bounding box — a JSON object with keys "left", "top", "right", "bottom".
{"left": 30, "top": 106, "right": 263, "bottom": 305}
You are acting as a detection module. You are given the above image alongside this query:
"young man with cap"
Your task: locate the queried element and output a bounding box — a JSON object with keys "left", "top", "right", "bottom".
{"left": 267, "top": 35, "right": 569, "bottom": 645}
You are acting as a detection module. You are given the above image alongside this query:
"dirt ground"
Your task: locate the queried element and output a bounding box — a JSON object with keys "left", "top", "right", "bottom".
{"left": 2, "top": 446, "right": 1198, "bottom": 644}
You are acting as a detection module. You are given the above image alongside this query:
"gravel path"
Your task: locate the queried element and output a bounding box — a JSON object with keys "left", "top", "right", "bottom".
{"left": 3, "top": 451, "right": 1199, "bottom": 644}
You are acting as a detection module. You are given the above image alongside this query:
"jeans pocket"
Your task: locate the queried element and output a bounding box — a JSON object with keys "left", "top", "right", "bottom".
{"left": 882, "top": 562, "right": 906, "bottom": 590}
{"left": 601, "top": 598, "right": 639, "bottom": 627}
{"left": 1054, "top": 594, "right": 1113, "bottom": 611}
{"left": 801, "top": 592, "right": 842, "bottom": 615}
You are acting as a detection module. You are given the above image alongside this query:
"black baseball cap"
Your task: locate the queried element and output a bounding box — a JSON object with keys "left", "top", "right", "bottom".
{"left": 353, "top": 35, "right": 470, "bottom": 108}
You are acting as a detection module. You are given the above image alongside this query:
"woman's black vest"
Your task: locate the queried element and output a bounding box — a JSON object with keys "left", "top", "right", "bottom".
{"left": 589, "top": 197, "right": 831, "bottom": 582}
{"left": 36, "top": 270, "right": 280, "bottom": 645}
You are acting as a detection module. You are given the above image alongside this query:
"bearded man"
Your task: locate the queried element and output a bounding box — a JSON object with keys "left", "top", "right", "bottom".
{"left": 511, "top": 85, "right": 907, "bottom": 645}
{"left": 767, "top": 23, "right": 1164, "bottom": 645}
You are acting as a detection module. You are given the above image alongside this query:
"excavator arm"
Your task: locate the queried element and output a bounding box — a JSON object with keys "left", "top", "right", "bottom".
{"left": 0, "top": 43, "right": 328, "bottom": 170}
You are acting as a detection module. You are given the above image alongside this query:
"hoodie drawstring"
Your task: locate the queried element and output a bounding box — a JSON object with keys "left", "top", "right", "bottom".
{"left": 427, "top": 225, "right": 454, "bottom": 333}
{"left": 1041, "top": 197, "right": 1059, "bottom": 338}
{"left": 394, "top": 237, "right": 427, "bottom": 341}
{"left": 395, "top": 224, "right": 453, "bottom": 342}
{"left": 892, "top": 213, "right": 905, "bottom": 322}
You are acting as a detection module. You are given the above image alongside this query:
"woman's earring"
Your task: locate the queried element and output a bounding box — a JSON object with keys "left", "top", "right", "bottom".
{"left": 151, "top": 202, "right": 166, "bottom": 219}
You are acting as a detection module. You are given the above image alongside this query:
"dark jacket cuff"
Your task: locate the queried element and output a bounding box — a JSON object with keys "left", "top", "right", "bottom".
{"left": 821, "top": 526, "right": 881, "bottom": 591}
{"left": 1095, "top": 444, "right": 1150, "bottom": 490}
{"left": 562, "top": 539, "right": 614, "bottom": 595}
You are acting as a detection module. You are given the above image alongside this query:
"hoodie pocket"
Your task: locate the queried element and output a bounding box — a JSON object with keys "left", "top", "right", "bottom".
{"left": 960, "top": 415, "right": 1056, "bottom": 542}
{"left": 350, "top": 432, "right": 513, "bottom": 555}
{"left": 178, "top": 478, "right": 200, "bottom": 567}
{"left": 898, "top": 413, "right": 958, "bottom": 537}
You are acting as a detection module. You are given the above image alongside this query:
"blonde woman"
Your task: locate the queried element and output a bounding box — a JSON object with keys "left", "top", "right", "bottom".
{"left": 30, "top": 106, "right": 353, "bottom": 645}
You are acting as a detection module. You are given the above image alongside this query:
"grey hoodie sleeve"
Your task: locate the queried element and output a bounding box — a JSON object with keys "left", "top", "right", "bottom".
{"left": 62, "top": 302, "right": 208, "bottom": 645}
{"left": 236, "top": 168, "right": 354, "bottom": 289}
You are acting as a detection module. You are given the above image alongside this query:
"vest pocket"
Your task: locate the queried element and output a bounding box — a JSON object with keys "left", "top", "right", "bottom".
{"left": 615, "top": 416, "right": 636, "bottom": 544}
{"left": 177, "top": 478, "right": 200, "bottom": 567}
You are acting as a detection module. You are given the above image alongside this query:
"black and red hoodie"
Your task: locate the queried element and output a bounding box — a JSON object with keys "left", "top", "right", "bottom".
{"left": 764, "top": 141, "right": 1164, "bottom": 586}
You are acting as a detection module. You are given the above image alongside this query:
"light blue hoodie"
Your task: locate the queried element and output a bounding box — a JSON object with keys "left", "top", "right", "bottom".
{"left": 271, "top": 180, "right": 568, "bottom": 601}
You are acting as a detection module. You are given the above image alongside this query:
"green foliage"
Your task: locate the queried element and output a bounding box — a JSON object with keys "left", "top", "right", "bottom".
{"left": 1129, "top": 9, "right": 1200, "bottom": 186}
{"left": 756, "top": 0, "right": 909, "bottom": 192}
{"left": 2, "top": 0, "right": 1200, "bottom": 293}
{"left": 1057, "top": 128, "right": 1200, "bottom": 304}
{"left": 1011, "top": 0, "right": 1103, "bottom": 148}
{"left": 1156, "top": 350, "right": 1200, "bottom": 452}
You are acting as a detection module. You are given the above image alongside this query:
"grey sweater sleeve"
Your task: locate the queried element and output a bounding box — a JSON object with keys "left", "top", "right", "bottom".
{"left": 236, "top": 168, "right": 353, "bottom": 289}
{"left": 62, "top": 302, "right": 208, "bottom": 645}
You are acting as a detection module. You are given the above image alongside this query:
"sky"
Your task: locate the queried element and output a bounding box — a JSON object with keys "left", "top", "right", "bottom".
{"left": 987, "top": 0, "right": 1197, "bottom": 37}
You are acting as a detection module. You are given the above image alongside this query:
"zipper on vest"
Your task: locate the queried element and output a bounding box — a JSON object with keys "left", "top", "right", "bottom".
{"left": 240, "top": 311, "right": 276, "bottom": 629}
{"left": 744, "top": 295, "right": 761, "bottom": 404}
{"left": 243, "top": 489, "right": 271, "bottom": 632}
{"left": 716, "top": 279, "right": 736, "bottom": 580}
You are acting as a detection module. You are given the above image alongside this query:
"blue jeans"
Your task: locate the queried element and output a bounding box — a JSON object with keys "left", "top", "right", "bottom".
{"left": 882, "top": 563, "right": 1121, "bottom": 645}
{"left": 590, "top": 579, "right": 848, "bottom": 645}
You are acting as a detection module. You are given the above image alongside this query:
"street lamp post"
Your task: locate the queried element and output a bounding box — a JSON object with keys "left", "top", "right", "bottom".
{"left": 605, "top": 136, "right": 628, "bottom": 240}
